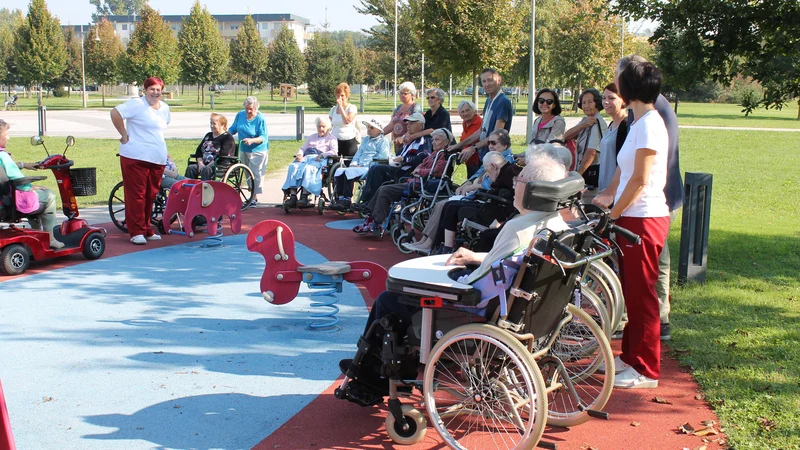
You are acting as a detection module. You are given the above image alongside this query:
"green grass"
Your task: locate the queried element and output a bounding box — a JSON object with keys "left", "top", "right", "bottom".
{"left": 669, "top": 129, "right": 800, "bottom": 450}
{"left": 672, "top": 102, "right": 800, "bottom": 129}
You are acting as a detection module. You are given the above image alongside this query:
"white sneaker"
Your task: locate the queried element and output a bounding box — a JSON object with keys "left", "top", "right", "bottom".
{"left": 598, "top": 355, "right": 632, "bottom": 374}
{"left": 147, "top": 234, "right": 162, "bottom": 241}
{"left": 613, "top": 367, "right": 658, "bottom": 389}
{"left": 130, "top": 235, "right": 147, "bottom": 245}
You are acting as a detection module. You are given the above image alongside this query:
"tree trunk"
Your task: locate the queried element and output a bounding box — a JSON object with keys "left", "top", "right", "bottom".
{"left": 201, "top": 83, "right": 205, "bottom": 107}
{"left": 270, "top": 83, "right": 274, "bottom": 101}
{"left": 471, "top": 70, "right": 479, "bottom": 106}
{"left": 674, "top": 93, "right": 679, "bottom": 115}
{"left": 796, "top": 99, "right": 799, "bottom": 120}
{"left": 197, "top": 84, "right": 200, "bottom": 103}
{"left": 102, "top": 85, "right": 106, "bottom": 107}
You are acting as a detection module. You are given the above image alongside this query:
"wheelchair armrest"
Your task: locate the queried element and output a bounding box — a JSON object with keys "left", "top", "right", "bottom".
{"left": 372, "top": 159, "right": 389, "bottom": 164}
{"left": 13, "top": 176, "right": 48, "bottom": 186}
{"left": 216, "top": 155, "right": 237, "bottom": 162}
{"left": 476, "top": 191, "right": 511, "bottom": 205}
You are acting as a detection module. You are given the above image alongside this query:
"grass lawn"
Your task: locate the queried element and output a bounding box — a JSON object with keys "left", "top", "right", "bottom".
{"left": 5, "top": 120, "right": 799, "bottom": 449}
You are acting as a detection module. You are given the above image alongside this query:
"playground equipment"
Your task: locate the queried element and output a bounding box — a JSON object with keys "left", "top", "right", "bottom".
{"left": 246, "top": 220, "right": 387, "bottom": 329}
{"left": 161, "top": 180, "right": 242, "bottom": 246}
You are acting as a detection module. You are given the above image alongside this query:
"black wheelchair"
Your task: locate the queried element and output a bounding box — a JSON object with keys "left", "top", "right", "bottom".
{"left": 337, "top": 172, "right": 637, "bottom": 448}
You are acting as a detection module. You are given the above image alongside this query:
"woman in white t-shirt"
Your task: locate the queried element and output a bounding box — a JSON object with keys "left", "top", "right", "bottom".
{"left": 593, "top": 61, "right": 670, "bottom": 390}
{"left": 110, "top": 76, "right": 171, "bottom": 245}
{"left": 329, "top": 82, "right": 359, "bottom": 157}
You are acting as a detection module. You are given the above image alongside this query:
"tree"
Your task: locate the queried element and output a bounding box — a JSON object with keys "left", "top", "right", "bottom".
{"left": 13, "top": 0, "right": 67, "bottom": 99}
{"left": 89, "top": 0, "right": 147, "bottom": 21}
{"left": 412, "top": 0, "right": 528, "bottom": 104}
{"left": 265, "top": 25, "right": 305, "bottom": 100}
{"left": 59, "top": 27, "right": 83, "bottom": 97}
{"left": 0, "top": 10, "right": 22, "bottom": 94}
{"left": 356, "top": 0, "right": 424, "bottom": 89}
{"left": 339, "top": 35, "right": 364, "bottom": 87}
{"left": 228, "top": 15, "right": 268, "bottom": 96}
{"left": 614, "top": 0, "right": 800, "bottom": 118}
{"left": 178, "top": 1, "right": 228, "bottom": 107}
{"left": 121, "top": 6, "right": 179, "bottom": 87}
{"left": 85, "top": 19, "right": 125, "bottom": 106}
{"left": 305, "top": 32, "right": 344, "bottom": 108}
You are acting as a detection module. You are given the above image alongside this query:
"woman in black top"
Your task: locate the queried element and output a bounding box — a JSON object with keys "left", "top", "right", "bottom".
{"left": 185, "top": 113, "right": 236, "bottom": 180}
{"left": 401, "top": 88, "right": 452, "bottom": 144}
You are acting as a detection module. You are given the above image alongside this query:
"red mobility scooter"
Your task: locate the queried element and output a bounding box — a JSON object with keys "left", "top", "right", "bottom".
{"left": 0, "top": 136, "right": 106, "bottom": 275}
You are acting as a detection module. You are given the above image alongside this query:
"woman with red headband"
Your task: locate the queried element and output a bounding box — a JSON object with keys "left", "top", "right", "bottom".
{"left": 110, "top": 76, "right": 171, "bottom": 245}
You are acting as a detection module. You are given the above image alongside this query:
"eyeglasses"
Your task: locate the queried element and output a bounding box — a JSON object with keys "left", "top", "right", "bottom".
{"left": 400, "top": 91, "right": 411, "bottom": 95}
{"left": 488, "top": 140, "right": 498, "bottom": 145}
{"left": 427, "top": 96, "right": 438, "bottom": 100}
{"left": 537, "top": 98, "right": 555, "bottom": 105}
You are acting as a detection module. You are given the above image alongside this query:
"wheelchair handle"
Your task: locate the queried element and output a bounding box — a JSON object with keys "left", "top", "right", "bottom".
{"left": 475, "top": 191, "right": 511, "bottom": 204}
{"left": 608, "top": 223, "right": 641, "bottom": 245}
{"left": 528, "top": 233, "right": 614, "bottom": 269}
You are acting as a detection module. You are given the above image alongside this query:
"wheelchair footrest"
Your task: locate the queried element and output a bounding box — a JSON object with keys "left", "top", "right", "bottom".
{"left": 587, "top": 409, "right": 610, "bottom": 420}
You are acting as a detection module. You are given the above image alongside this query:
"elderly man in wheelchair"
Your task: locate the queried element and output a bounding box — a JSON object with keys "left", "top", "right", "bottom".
{"left": 336, "top": 152, "right": 623, "bottom": 446}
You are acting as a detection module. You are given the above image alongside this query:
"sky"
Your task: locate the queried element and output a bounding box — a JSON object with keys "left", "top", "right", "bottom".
{"left": 4, "top": 0, "right": 380, "bottom": 32}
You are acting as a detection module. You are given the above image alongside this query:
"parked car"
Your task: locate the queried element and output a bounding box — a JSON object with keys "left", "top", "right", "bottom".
{"left": 465, "top": 87, "right": 473, "bottom": 95}
{"left": 210, "top": 84, "right": 226, "bottom": 91}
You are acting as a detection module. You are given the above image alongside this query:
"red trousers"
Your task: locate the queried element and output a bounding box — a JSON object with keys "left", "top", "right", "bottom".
{"left": 616, "top": 215, "right": 670, "bottom": 379}
{"left": 120, "top": 156, "right": 164, "bottom": 238}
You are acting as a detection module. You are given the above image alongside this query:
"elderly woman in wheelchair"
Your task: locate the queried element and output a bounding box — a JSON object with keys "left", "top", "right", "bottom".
{"left": 185, "top": 113, "right": 236, "bottom": 181}
{"left": 330, "top": 118, "right": 390, "bottom": 211}
{"left": 282, "top": 116, "right": 338, "bottom": 209}
{"left": 338, "top": 155, "right": 621, "bottom": 446}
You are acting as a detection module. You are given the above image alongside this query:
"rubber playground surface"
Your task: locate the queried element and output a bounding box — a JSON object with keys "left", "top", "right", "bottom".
{"left": 1, "top": 207, "right": 726, "bottom": 450}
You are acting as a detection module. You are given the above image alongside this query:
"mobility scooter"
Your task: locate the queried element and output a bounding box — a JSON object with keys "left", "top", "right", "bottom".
{"left": 0, "top": 136, "right": 106, "bottom": 275}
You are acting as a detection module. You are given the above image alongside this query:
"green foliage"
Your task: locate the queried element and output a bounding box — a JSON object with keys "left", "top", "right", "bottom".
{"left": 121, "top": 5, "right": 180, "bottom": 85}
{"left": 59, "top": 27, "right": 83, "bottom": 90}
{"left": 177, "top": 1, "right": 228, "bottom": 105}
{"left": 89, "top": 0, "right": 147, "bottom": 21}
{"left": 615, "top": 0, "right": 800, "bottom": 115}
{"left": 0, "top": 9, "right": 21, "bottom": 87}
{"left": 228, "top": 15, "right": 268, "bottom": 94}
{"left": 356, "top": 0, "right": 424, "bottom": 86}
{"left": 85, "top": 19, "right": 125, "bottom": 105}
{"left": 13, "top": 0, "right": 67, "bottom": 88}
{"left": 360, "top": 48, "right": 380, "bottom": 86}
{"left": 304, "top": 32, "right": 344, "bottom": 108}
{"left": 339, "top": 35, "right": 364, "bottom": 86}
{"left": 265, "top": 25, "right": 305, "bottom": 88}
{"left": 327, "top": 30, "right": 370, "bottom": 47}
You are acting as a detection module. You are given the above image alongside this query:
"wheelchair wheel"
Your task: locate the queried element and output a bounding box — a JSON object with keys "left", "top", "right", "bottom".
{"left": 585, "top": 261, "right": 624, "bottom": 335}
{"left": 385, "top": 404, "right": 427, "bottom": 445}
{"left": 542, "top": 303, "right": 614, "bottom": 428}
{"left": 1, "top": 244, "right": 30, "bottom": 275}
{"left": 317, "top": 197, "right": 324, "bottom": 215}
{"left": 396, "top": 231, "right": 415, "bottom": 254}
{"left": 222, "top": 163, "right": 255, "bottom": 209}
{"left": 108, "top": 181, "right": 128, "bottom": 232}
{"left": 424, "top": 324, "right": 547, "bottom": 450}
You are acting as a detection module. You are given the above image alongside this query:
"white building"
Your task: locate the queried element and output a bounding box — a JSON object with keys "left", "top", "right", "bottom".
{"left": 69, "top": 13, "right": 313, "bottom": 52}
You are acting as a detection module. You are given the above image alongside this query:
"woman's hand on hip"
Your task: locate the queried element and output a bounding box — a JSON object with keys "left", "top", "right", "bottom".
{"left": 120, "top": 134, "right": 129, "bottom": 144}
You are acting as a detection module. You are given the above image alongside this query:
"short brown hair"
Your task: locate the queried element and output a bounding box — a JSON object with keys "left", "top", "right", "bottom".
{"left": 334, "top": 82, "right": 350, "bottom": 98}
{"left": 210, "top": 113, "right": 227, "bottom": 130}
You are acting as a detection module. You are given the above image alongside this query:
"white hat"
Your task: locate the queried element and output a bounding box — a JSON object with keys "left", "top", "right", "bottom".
{"left": 403, "top": 112, "right": 426, "bottom": 124}
{"left": 362, "top": 118, "right": 385, "bottom": 130}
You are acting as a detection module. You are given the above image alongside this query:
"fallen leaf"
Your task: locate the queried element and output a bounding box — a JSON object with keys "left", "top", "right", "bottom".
{"left": 173, "top": 404, "right": 181, "bottom": 409}
{"left": 757, "top": 417, "right": 776, "bottom": 431}
{"left": 701, "top": 420, "right": 716, "bottom": 426}
{"left": 695, "top": 393, "right": 706, "bottom": 400}
{"left": 727, "top": 342, "right": 737, "bottom": 348}
{"left": 43, "top": 397, "right": 53, "bottom": 402}
{"left": 678, "top": 422, "right": 695, "bottom": 434}
{"left": 736, "top": 329, "right": 750, "bottom": 336}
{"left": 630, "top": 421, "right": 641, "bottom": 427}
{"left": 693, "top": 426, "right": 719, "bottom": 436}
{"left": 652, "top": 397, "right": 673, "bottom": 405}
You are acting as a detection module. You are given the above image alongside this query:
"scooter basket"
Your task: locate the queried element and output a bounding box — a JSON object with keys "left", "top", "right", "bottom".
{"left": 69, "top": 167, "right": 97, "bottom": 196}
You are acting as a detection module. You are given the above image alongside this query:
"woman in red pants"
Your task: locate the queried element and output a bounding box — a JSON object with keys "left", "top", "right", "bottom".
{"left": 110, "top": 76, "right": 170, "bottom": 245}
{"left": 593, "top": 60, "right": 670, "bottom": 389}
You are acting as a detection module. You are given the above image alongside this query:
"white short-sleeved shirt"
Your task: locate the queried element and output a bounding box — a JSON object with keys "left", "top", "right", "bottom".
{"left": 615, "top": 109, "right": 669, "bottom": 218}
{"left": 576, "top": 112, "right": 606, "bottom": 167}
{"left": 329, "top": 104, "right": 358, "bottom": 140}
{"left": 115, "top": 97, "right": 170, "bottom": 165}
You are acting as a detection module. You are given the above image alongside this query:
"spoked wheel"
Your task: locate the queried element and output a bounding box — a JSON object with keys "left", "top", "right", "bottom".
{"left": 424, "top": 324, "right": 547, "bottom": 450}
{"left": 108, "top": 181, "right": 128, "bottom": 233}
{"left": 1, "top": 244, "right": 30, "bottom": 275}
{"left": 542, "top": 304, "right": 614, "bottom": 427}
{"left": 385, "top": 404, "right": 427, "bottom": 445}
{"left": 222, "top": 163, "right": 255, "bottom": 210}
{"left": 151, "top": 188, "right": 168, "bottom": 230}
{"left": 586, "top": 260, "right": 624, "bottom": 334}
{"left": 573, "top": 288, "right": 612, "bottom": 339}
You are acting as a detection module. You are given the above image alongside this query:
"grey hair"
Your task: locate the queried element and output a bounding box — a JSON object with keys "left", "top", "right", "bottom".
{"left": 617, "top": 54, "right": 648, "bottom": 74}
{"left": 243, "top": 96, "right": 260, "bottom": 109}
{"left": 522, "top": 154, "right": 567, "bottom": 183}
{"left": 526, "top": 143, "right": 572, "bottom": 173}
{"left": 314, "top": 116, "right": 332, "bottom": 129}
{"left": 398, "top": 81, "right": 417, "bottom": 96}
{"left": 482, "top": 151, "right": 507, "bottom": 168}
{"left": 0, "top": 118, "right": 9, "bottom": 135}
{"left": 431, "top": 127, "right": 454, "bottom": 144}
{"left": 458, "top": 100, "right": 477, "bottom": 112}
{"left": 426, "top": 88, "right": 445, "bottom": 102}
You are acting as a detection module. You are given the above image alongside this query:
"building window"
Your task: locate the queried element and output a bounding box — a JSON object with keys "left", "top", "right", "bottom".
{"left": 121, "top": 24, "right": 128, "bottom": 31}
{"left": 261, "top": 23, "right": 268, "bottom": 29}
{"left": 230, "top": 25, "right": 239, "bottom": 31}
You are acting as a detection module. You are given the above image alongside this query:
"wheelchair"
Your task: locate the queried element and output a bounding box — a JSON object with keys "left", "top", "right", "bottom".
{"left": 337, "top": 173, "right": 635, "bottom": 447}
{"left": 185, "top": 149, "right": 255, "bottom": 209}
{"left": 283, "top": 155, "right": 354, "bottom": 215}
{"left": 107, "top": 180, "right": 170, "bottom": 234}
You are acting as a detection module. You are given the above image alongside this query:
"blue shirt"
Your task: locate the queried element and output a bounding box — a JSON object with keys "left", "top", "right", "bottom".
{"left": 228, "top": 110, "right": 269, "bottom": 153}
{"left": 478, "top": 92, "right": 513, "bottom": 159}
{"left": 351, "top": 135, "right": 391, "bottom": 167}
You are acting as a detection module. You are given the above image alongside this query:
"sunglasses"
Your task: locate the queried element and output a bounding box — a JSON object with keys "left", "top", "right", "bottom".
{"left": 488, "top": 140, "right": 498, "bottom": 145}
{"left": 426, "top": 96, "right": 438, "bottom": 100}
{"left": 537, "top": 98, "right": 555, "bottom": 105}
